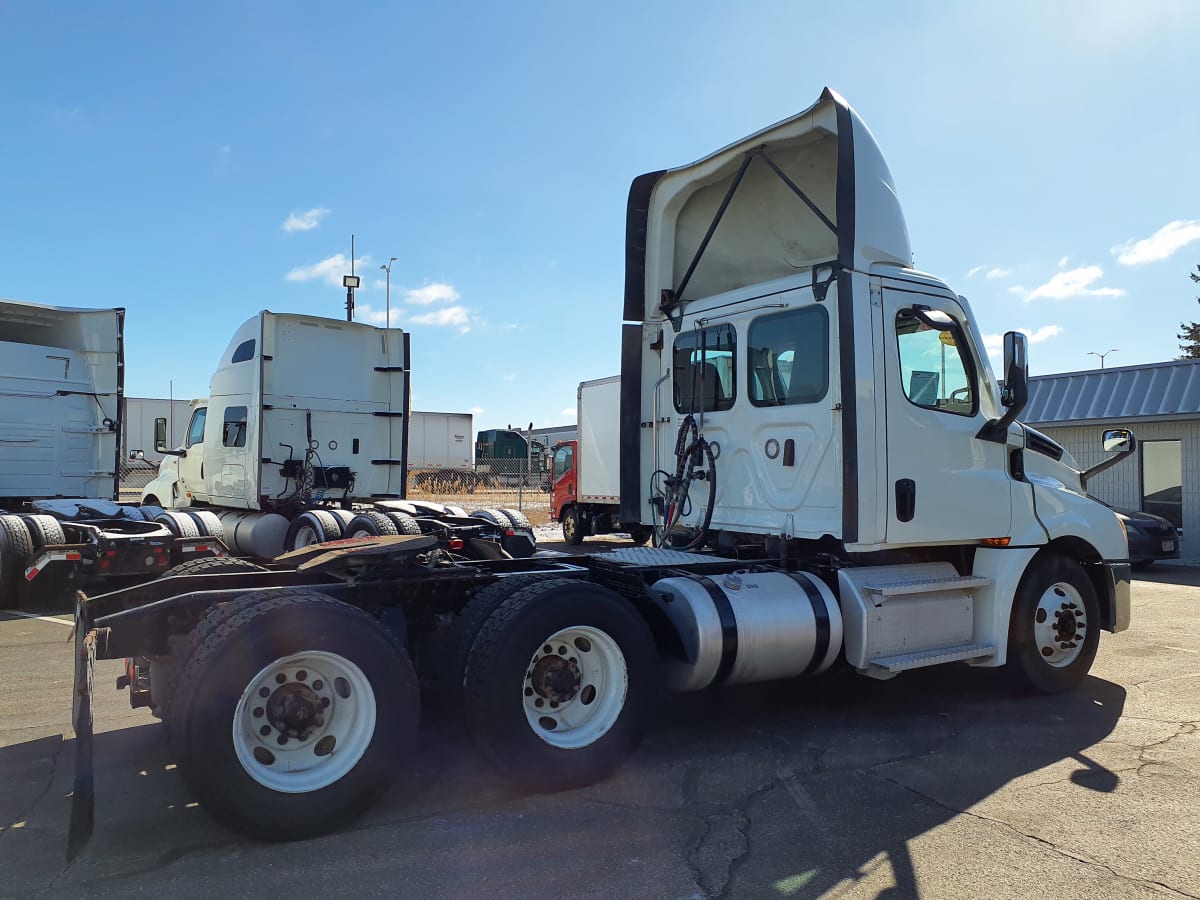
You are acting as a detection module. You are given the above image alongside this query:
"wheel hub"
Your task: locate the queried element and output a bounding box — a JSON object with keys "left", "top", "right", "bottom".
{"left": 266, "top": 682, "right": 325, "bottom": 740}
{"left": 530, "top": 653, "right": 582, "bottom": 703}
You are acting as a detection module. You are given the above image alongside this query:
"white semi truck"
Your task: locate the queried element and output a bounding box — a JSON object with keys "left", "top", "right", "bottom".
{"left": 69, "top": 88, "right": 1134, "bottom": 858}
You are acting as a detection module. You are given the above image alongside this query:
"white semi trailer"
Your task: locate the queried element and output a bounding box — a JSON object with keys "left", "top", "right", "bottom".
{"left": 69, "top": 88, "right": 1134, "bottom": 858}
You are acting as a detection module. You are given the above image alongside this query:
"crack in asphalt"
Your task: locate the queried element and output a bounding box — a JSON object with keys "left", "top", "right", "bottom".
{"left": 866, "top": 769, "right": 1200, "bottom": 899}
{"left": 0, "top": 734, "right": 65, "bottom": 844}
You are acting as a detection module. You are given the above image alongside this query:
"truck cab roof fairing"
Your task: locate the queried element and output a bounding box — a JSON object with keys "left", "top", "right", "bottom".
{"left": 623, "top": 88, "right": 911, "bottom": 323}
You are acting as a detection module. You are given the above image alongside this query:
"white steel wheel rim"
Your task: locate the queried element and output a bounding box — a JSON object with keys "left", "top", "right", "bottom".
{"left": 1032, "top": 581, "right": 1088, "bottom": 668}
{"left": 292, "top": 523, "right": 322, "bottom": 548}
{"left": 346, "top": 526, "right": 376, "bottom": 539}
{"left": 523, "top": 625, "right": 627, "bottom": 750}
{"left": 233, "top": 650, "right": 376, "bottom": 792}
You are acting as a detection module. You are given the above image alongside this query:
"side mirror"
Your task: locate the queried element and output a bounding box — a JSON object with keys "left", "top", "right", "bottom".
{"left": 1103, "top": 428, "right": 1133, "bottom": 453}
{"left": 1082, "top": 428, "right": 1137, "bottom": 488}
{"left": 154, "top": 417, "right": 168, "bottom": 454}
{"left": 977, "top": 331, "right": 1030, "bottom": 443}
{"left": 1001, "top": 331, "right": 1029, "bottom": 409}
{"left": 129, "top": 449, "right": 144, "bottom": 460}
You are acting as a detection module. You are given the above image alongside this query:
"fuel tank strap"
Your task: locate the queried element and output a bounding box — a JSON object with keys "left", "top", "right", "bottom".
{"left": 686, "top": 574, "right": 738, "bottom": 687}
{"left": 785, "top": 572, "right": 832, "bottom": 674}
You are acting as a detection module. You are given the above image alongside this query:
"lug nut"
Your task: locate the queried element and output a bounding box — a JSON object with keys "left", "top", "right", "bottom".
{"left": 275, "top": 673, "right": 287, "bottom": 684}
{"left": 295, "top": 670, "right": 307, "bottom": 681}
{"left": 260, "top": 725, "right": 270, "bottom": 737}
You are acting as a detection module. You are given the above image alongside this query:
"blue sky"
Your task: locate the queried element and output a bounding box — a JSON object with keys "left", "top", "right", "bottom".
{"left": 2, "top": 1, "right": 1197, "bottom": 432}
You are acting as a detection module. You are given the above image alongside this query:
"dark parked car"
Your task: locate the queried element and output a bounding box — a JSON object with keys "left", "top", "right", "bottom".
{"left": 1092, "top": 497, "right": 1180, "bottom": 569}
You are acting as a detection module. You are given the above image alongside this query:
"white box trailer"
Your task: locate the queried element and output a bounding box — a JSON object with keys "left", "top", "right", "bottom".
{"left": 0, "top": 298, "right": 124, "bottom": 503}
{"left": 577, "top": 376, "right": 621, "bottom": 503}
{"left": 408, "top": 411, "right": 473, "bottom": 469}
{"left": 122, "top": 397, "right": 192, "bottom": 462}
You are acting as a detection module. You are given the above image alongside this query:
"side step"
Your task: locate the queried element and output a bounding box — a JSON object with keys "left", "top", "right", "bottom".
{"left": 864, "top": 575, "right": 991, "bottom": 599}
{"left": 868, "top": 642, "right": 996, "bottom": 677}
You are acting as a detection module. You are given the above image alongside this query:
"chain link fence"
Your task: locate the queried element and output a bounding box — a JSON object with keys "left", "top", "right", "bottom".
{"left": 407, "top": 459, "right": 552, "bottom": 525}
{"left": 118, "top": 458, "right": 555, "bottom": 525}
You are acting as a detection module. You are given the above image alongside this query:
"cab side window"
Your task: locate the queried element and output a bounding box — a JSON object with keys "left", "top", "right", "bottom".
{"left": 895, "top": 311, "right": 976, "bottom": 416}
{"left": 748, "top": 306, "right": 829, "bottom": 406}
{"left": 222, "top": 406, "right": 248, "bottom": 448}
{"left": 553, "top": 445, "right": 573, "bottom": 480}
{"left": 185, "top": 408, "right": 208, "bottom": 447}
{"left": 673, "top": 324, "right": 736, "bottom": 413}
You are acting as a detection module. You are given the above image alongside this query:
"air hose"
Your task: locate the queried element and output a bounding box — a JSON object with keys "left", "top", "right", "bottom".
{"left": 653, "top": 414, "right": 717, "bottom": 550}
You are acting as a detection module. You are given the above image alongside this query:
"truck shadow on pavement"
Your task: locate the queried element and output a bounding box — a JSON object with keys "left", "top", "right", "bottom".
{"left": 0, "top": 666, "right": 1125, "bottom": 898}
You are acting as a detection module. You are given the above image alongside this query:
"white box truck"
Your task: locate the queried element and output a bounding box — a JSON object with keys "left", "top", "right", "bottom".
{"left": 550, "top": 376, "right": 652, "bottom": 544}
{"left": 70, "top": 88, "right": 1135, "bottom": 858}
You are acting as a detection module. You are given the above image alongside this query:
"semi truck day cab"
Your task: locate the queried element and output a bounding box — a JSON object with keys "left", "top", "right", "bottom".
{"left": 66, "top": 88, "right": 1134, "bottom": 858}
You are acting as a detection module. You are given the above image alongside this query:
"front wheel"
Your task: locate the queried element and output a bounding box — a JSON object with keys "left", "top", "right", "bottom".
{"left": 463, "top": 578, "right": 659, "bottom": 793}
{"left": 169, "top": 591, "right": 419, "bottom": 840}
{"left": 1006, "top": 554, "right": 1101, "bottom": 693}
{"left": 561, "top": 506, "right": 586, "bottom": 545}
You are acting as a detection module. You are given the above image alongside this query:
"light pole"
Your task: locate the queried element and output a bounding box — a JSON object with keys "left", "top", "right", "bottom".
{"left": 1088, "top": 348, "right": 1119, "bottom": 369}
{"left": 379, "top": 257, "right": 397, "bottom": 326}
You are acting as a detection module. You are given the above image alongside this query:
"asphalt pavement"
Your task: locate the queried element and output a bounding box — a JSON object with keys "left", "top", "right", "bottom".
{"left": 1, "top": 564, "right": 1197, "bottom": 899}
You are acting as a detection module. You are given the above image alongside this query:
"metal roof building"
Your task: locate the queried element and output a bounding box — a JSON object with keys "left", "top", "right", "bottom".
{"left": 1025, "top": 359, "right": 1197, "bottom": 559}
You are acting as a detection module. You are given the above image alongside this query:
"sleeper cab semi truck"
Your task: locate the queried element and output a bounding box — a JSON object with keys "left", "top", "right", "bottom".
{"left": 68, "top": 88, "right": 1133, "bottom": 854}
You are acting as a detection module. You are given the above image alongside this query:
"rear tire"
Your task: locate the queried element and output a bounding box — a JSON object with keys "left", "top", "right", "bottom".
{"left": 383, "top": 511, "right": 422, "bottom": 536}
{"left": 497, "top": 508, "right": 532, "bottom": 530}
{"left": 343, "top": 511, "right": 399, "bottom": 539}
{"left": 470, "top": 509, "right": 509, "bottom": 528}
{"left": 623, "top": 524, "right": 653, "bottom": 546}
{"left": 156, "top": 511, "right": 201, "bottom": 539}
{"left": 0, "top": 514, "right": 35, "bottom": 610}
{"left": 19, "top": 514, "right": 66, "bottom": 551}
{"left": 284, "top": 510, "right": 343, "bottom": 550}
{"left": 463, "top": 578, "right": 658, "bottom": 792}
{"left": 1006, "top": 554, "right": 1101, "bottom": 694}
{"left": 169, "top": 591, "right": 419, "bottom": 840}
{"left": 183, "top": 510, "right": 225, "bottom": 541}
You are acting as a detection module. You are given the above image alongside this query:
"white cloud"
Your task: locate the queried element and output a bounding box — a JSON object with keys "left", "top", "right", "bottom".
{"left": 353, "top": 304, "right": 401, "bottom": 327}
{"left": 1111, "top": 219, "right": 1200, "bottom": 266}
{"left": 281, "top": 207, "right": 330, "bottom": 233}
{"left": 468, "top": 406, "right": 484, "bottom": 415}
{"left": 1007, "top": 285, "right": 1027, "bottom": 296}
{"left": 404, "top": 283, "right": 460, "bottom": 306}
{"left": 371, "top": 279, "right": 387, "bottom": 291}
{"left": 1024, "top": 266, "right": 1124, "bottom": 302}
{"left": 560, "top": 407, "right": 575, "bottom": 417}
{"left": 501, "top": 373, "right": 518, "bottom": 382}
{"left": 985, "top": 267, "right": 1011, "bottom": 280}
{"left": 982, "top": 325, "right": 1062, "bottom": 359}
{"left": 1058, "top": 256, "right": 1069, "bottom": 268}
{"left": 966, "top": 265, "right": 986, "bottom": 279}
{"left": 409, "top": 305, "right": 472, "bottom": 333}
{"left": 285, "top": 253, "right": 371, "bottom": 287}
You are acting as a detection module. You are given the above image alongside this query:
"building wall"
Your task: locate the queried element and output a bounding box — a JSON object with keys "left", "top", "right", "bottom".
{"left": 1035, "top": 420, "right": 1197, "bottom": 558}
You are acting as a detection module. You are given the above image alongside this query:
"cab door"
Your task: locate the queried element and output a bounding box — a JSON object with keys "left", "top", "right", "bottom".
{"left": 177, "top": 405, "right": 209, "bottom": 504}
{"left": 882, "top": 287, "right": 1011, "bottom": 544}
{"left": 551, "top": 442, "right": 576, "bottom": 518}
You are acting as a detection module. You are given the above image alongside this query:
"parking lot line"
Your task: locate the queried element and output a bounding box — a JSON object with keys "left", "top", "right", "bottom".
{"left": 1, "top": 610, "right": 76, "bottom": 627}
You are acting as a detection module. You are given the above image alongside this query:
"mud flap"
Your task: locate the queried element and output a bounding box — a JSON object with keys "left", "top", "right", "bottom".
{"left": 67, "top": 606, "right": 96, "bottom": 862}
